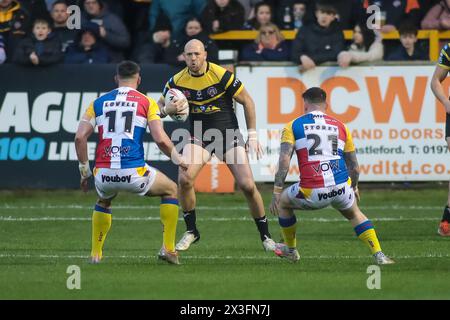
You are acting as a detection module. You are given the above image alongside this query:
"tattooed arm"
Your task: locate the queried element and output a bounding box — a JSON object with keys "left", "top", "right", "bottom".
{"left": 344, "top": 151, "right": 360, "bottom": 201}
{"left": 274, "top": 142, "right": 295, "bottom": 189}
{"left": 270, "top": 142, "right": 294, "bottom": 215}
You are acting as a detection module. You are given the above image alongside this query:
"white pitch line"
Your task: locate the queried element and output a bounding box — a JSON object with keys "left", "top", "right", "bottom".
{"left": 0, "top": 253, "right": 449, "bottom": 260}
{"left": 0, "top": 216, "right": 439, "bottom": 222}
{"left": 0, "top": 204, "right": 445, "bottom": 211}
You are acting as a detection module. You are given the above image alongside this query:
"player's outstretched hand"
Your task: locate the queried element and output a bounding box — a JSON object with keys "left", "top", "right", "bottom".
{"left": 269, "top": 193, "right": 281, "bottom": 216}
{"left": 246, "top": 139, "right": 264, "bottom": 160}
{"left": 80, "top": 177, "right": 89, "bottom": 193}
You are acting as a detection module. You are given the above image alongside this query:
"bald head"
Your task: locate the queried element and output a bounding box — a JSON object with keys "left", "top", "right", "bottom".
{"left": 184, "top": 39, "right": 207, "bottom": 75}
{"left": 184, "top": 39, "right": 205, "bottom": 53}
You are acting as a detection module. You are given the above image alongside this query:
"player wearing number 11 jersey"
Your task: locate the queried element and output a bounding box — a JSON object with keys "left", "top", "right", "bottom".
{"left": 269, "top": 87, "right": 394, "bottom": 265}
{"left": 75, "top": 61, "right": 187, "bottom": 265}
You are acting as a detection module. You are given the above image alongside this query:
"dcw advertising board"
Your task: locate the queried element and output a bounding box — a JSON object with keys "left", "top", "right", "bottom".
{"left": 235, "top": 65, "right": 449, "bottom": 182}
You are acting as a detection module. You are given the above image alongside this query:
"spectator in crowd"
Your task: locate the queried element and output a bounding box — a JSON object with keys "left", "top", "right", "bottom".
{"left": 0, "top": 34, "right": 6, "bottom": 64}
{"left": 240, "top": 22, "right": 290, "bottom": 61}
{"left": 50, "top": 0, "right": 79, "bottom": 53}
{"left": 385, "top": 22, "right": 428, "bottom": 61}
{"left": 337, "top": 23, "right": 383, "bottom": 67}
{"left": 361, "top": 0, "right": 423, "bottom": 33}
{"left": 201, "top": 0, "right": 245, "bottom": 33}
{"left": 45, "top": 0, "right": 79, "bottom": 10}
{"left": 291, "top": 3, "right": 344, "bottom": 72}
{"left": 65, "top": 27, "right": 110, "bottom": 64}
{"left": 21, "top": 0, "right": 51, "bottom": 22}
{"left": 0, "top": 0, "right": 30, "bottom": 61}
{"left": 81, "top": 0, "right": 130, "bottom": 62}
{"left": 137, "top": 12, "right": 172, "bottom": 64}
{"left": 243, "top": 2, "right": 273, "bottom": 30}
{"left": 13, "top": 19, "right": 63, "bottom": 66}
{"left": 149, "top": 0, "right": 206, "bottom": 39}
{"left": 298, "top": 0, "right": 362, "bottom": 30}
{"left": 292, "top": 1, "right": 307, "bottom": 30}
{"left": 239, "top": 0, "right": 263, "bottom": 20}
{"left": 122, "top": 0, "right": 151, "bottom": 60}
{"left": 421, "top": 0, "right": 450, "bottom": 30}
{"left": 164, "top": 17, "right": 219, "bottom": 67}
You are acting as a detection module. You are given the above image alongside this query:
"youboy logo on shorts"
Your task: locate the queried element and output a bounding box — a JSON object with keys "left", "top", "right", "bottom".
{"left": 101, "top": 175, "right": 131, "bottom": 183}
{"left": 318, "top": 186, "right": 345, "bottom": 201}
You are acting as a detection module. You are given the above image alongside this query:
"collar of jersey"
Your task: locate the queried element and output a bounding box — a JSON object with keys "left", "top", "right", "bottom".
{"left": 188, "top": 62, "right": 209, "bottom": 77}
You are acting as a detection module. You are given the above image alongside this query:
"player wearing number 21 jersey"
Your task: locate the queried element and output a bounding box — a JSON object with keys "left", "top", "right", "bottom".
{"left": 269, "top": 87, "right": 394, "bottom": 265}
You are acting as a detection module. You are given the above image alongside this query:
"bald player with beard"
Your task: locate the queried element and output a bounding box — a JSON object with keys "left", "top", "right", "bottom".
{"left": 158, "top": 39, "right": 277, "bottom": 253}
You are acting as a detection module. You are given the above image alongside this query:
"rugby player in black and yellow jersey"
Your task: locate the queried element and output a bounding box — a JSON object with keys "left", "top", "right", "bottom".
{"left": 431, "top": 43, "right": 450, "bottom": 237}
{"left": 157, "top": 39, "right": 277, "bottom": 252}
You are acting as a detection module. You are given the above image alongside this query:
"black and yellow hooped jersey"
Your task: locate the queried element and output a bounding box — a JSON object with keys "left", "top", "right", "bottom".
{"left": 162, "top": 62, "right": 244, "bottom": 133}
{"left": 438, "top": 43, "right": 450, "bottom": 70}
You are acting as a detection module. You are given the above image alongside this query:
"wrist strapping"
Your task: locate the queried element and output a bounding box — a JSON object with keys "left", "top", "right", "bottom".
{"left": 273, "top": 186, "right": 283, "bottom": 194}
{"left": 79, "top": 161, "right": 92, "bottom": 179}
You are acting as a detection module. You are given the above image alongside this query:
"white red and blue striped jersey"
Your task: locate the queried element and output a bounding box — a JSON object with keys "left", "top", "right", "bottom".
{"left": 281, "top": 111, "right": 355, "bottom": 188}
{"left": 83, "top": 87, "right": 160, "bottom": 169}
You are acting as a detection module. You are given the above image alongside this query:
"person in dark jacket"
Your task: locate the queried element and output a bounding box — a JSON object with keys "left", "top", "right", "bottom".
{"left": 20, "top": 0, "right": 51, "bottom": 22}
{"left": 163, "top": 18, "right": 219, "bottom": 67}
{"left": 240, "top": 23, "right": 290, "bottom": 61}
{"left": 0, "top": 0, "right": 30, "bottom": 61}
{"left": 137, "top": 11, "right": 172, "bottom": 64}
{"left": 13, "top": 19, "right": 63, "bottom": 66}
{"left": 81, "top": 0, "right": 130, "bottom": 62}
{"left": 291, "top": 3, "right": 344, "bottom": 72}
{"left": 51, "top": 0, "right": 79, "bottom": 53}
{"left": 201, "top": 0, "right": 245, "bottom": 33}
{"left": 64, "top": 27, "right": 111, "bottom": 64}
{"left": 385, "top": 22, "right": 428, "bottom": 61}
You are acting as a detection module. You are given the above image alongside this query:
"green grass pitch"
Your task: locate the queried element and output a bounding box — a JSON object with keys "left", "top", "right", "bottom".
{"left": 0, "top": 186, "right": 449, "bottom": 299}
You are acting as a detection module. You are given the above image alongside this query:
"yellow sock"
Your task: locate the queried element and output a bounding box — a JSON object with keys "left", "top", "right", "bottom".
{"left": 354, "top": 220, "right": 382, "bottom": 254}
{"left": 160, "top": 198, "right": 179, "bottom": 252}
{"left": 91, "top": 205, "right": 112, "bottom": 259}
{"left": 279, "top": 215, "right": 297, "bottom": 248}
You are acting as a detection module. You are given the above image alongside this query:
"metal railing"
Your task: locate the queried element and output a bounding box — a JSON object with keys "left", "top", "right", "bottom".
{"left": 210, "top": 30, "right": 450, "bottom": 61}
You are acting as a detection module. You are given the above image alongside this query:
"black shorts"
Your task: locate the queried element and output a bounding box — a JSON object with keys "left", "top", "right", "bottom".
{"left": 190, "top": 130, "right": 245, "bottom": 159}
{"left": 446, "top": 113, "right": 450, "bottom": 138}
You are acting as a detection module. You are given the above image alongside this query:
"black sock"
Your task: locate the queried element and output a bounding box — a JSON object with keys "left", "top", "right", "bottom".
{"left": 183, "top": 209, "right": 199, "bottom": 235}
{"left": 254, "top": 216, "right": 272, "bottom": 242}
{"left": 442, "top": 206, "right": 450, "bottom": 222}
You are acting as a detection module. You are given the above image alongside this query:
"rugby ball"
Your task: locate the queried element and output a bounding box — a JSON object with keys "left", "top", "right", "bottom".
{"left": 165, "top": 88, "right": 189, "bottom": 122}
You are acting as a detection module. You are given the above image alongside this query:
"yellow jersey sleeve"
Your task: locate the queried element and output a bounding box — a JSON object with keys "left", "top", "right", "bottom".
{"left": 82, "top": 102, "right": 96, "bottom": 127}
{"left": 147, "top": 97, "right": 161, "bottom": 122}
{"left": 438, "top": 43, "right": 450, "bottom": 70}
{"left": 225, "top": 72, "right": 244, "bottom": 97}
{"left": 344, "top": 125, "right": 355, "bottom": 152}
{"left": 281, "top": 121, "right": 295, "bottom": 145}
